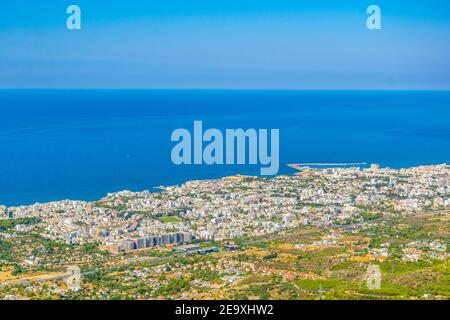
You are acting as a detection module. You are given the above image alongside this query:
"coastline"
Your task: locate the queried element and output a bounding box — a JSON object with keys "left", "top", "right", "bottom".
{"left": 2, "top": 162, "right": 448, "bottom": 209}
{"left": 1, "top": 90, "right": 450, "bottom": 206}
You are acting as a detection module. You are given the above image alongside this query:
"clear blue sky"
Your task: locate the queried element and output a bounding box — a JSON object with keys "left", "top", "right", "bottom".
{"left": 1, "top": 0, "right": 449, "bottom": 89}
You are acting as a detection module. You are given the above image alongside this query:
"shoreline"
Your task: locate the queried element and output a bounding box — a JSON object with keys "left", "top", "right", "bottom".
{"left": 1, "top": 162, "right": 448, "bottom": 210}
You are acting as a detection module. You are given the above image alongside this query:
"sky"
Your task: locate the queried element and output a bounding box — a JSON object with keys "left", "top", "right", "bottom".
{"left": 0, "top": 0, "right": 450, "bottom": 89}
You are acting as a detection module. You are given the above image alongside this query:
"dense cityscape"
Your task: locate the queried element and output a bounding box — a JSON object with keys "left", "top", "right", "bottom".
{"left": 0, "top": 164, "right": 449, "bottom": 300}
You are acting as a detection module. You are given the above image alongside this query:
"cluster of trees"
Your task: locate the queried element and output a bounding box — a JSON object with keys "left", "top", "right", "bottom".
{"left": 0, "top": 217, "right": 41, "bottom": 231}
{"left": 263, "top": 253, "right": 278, "bottom": 260}
{"left": 154, "top": 277, "right": 190, "bottom": 297}
{"left": 0, "top": 239, "right": 14, "bottom": 263}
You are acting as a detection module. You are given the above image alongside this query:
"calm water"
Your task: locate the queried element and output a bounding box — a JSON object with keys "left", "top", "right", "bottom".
{"left": 0, "top": 90, "right": 449, "bottom": 206}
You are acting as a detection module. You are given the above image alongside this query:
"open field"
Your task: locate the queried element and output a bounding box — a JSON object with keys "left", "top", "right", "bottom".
{"left": 1, "top": 211, "right": 448, "bottom": 300}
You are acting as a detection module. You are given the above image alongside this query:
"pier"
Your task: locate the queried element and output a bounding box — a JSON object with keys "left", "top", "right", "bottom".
{"left": 287, "top": 163, "right": 368, "bottom": 171}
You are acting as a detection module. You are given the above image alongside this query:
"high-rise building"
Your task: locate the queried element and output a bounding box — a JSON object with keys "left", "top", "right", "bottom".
{"left": 115, "top": 232, "right": 193, "bottom": 252}
{"left": 136, "top": 238, "right": 145, "bottom": 249}
{"left": 161, "top": 234, "right": 170, "bottom": 244}
{"left": 183, "top": 232, "right": 192, "bottom": 243}
{"left": 169, "top": 233, "right": 177, "bottom": 244}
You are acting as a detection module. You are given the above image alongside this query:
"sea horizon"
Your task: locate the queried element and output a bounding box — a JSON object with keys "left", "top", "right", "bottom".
{"left": 1, "top": 89, "right": 449, "bottom": 206}
{"left": 2, "top": 88, "right": 450, "bottom": 92}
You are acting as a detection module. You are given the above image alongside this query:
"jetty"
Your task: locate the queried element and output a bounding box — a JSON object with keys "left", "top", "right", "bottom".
{"left": 287, "top": 163, "right": 368, "bottom": 171}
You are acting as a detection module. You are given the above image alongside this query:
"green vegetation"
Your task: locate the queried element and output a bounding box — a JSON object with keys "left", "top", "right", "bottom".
{"left": 361, "top": 212, "right": 383, "bottom": 221}
{"left": 0, "top": 217, "right": 41, "bottom": 231}
{"left": 158, "top": 216, "right": 181, "bottom": 223}
{"left": 154, "top": 277, "right": 190, "bottom": 297}
{"left": 0, "top": 211, "right": 448, "bottom": 300}
{"left": 263, "top": 253, "right": 278, "bottom": 260}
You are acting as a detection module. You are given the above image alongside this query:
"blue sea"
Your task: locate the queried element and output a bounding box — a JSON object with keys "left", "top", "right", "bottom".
{"left": 0, "top": 90, "right": 449, "bottom": 206}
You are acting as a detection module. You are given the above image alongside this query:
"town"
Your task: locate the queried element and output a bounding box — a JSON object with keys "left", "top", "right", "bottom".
{"left": 0, "top": 163, "right": 448, "bottom": 300}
